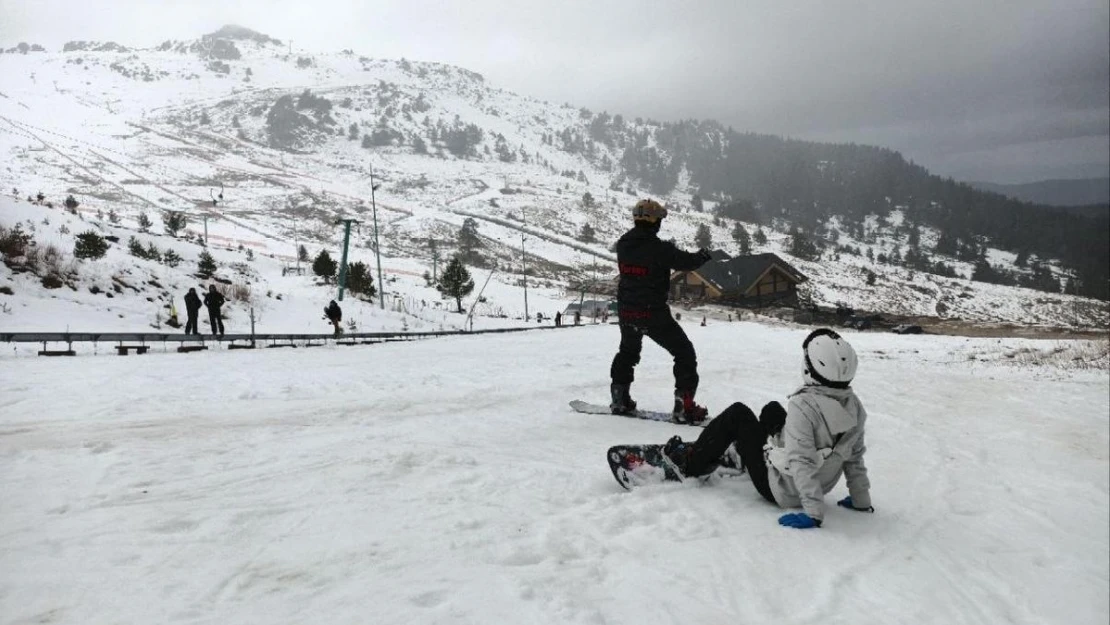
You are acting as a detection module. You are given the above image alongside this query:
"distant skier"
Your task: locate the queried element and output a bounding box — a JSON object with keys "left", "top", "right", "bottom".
{"left": 609, "top": 198, "right": 713, "bottom": 423}
{"left": 324, "top": 299, "right": 343, "bottom": 336}
{"left": 184, "top": 287, "right": 202, "bottom": 335}
{"left": 661, "top": 329, "right": 874, "bottom": 529}
{"left": 203, "top": 285, "right": 226, "bottom": 336}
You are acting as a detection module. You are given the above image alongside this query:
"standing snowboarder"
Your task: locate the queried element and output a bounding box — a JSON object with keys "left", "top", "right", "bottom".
{"left": 183, "top": 287, "right": 202, "bottom": 335}
{"left": 609, "top": 198, "right": 713, "bottom": 423}
{"left": 203, "top": 285, "right": 226, "bottom": 336}
{"left": 661, "top": 329, "right": 874, "bottom": 529}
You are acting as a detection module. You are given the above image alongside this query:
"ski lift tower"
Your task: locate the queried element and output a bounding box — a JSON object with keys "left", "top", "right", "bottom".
{"left": 335, "top": 216, "right": 361, "bottom": 302}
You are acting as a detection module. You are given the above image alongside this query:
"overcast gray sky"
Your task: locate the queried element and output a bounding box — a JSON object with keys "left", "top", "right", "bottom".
{"left": 2, "top": 0, "right": 1107, "bottom": 183}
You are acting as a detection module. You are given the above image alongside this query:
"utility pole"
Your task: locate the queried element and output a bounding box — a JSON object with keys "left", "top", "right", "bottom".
{"left": 335, "top": 217, "right": 360, "bottom": 301}
{"left": 293, "top": 212, "right": 299, "bottom": 273}
{"left": 369, "top": 165, "right": 385, "bottom": 309}
{"left": 520, "top": 207, "right": 529, "bottom": 320}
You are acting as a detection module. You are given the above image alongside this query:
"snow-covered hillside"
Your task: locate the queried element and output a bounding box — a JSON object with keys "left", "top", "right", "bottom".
{"left": 0, "top": 27, "right": 1106, "bottom": 330}
{"left": 0, "top": 194, "right": 564, "bottom": 333}
{"left": 2, "top": 322, "right": 1107, "bottom": 624}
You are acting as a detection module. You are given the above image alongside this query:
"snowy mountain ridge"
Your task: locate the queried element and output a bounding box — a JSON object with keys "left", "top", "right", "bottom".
{"left": 1, "top": 26, "right": 1106, "bottom": 332}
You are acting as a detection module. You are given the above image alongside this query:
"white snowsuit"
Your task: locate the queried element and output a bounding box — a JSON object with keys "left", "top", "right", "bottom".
{"left": 765, "top": 384, "right": 871, "bottom": 522}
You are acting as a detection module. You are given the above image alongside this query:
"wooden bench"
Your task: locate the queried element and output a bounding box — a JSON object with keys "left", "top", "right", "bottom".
{"left": 38, "top": 349, "right": 76, "bottom": 356}
{"left": 116, "top": 345, "right": 150, "bottom": 355}
{"left": 176, "top": 345, "right": 208, "bottom": 353}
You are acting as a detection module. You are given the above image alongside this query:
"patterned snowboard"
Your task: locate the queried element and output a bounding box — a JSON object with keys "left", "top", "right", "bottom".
{"left": 569, "top": 400, "right": 710, "bottom": 427}
{"left": 606, "top": 444, "right": 685, "bottom": 490}
{"left": 606, "top": 443, "right": 746, "bottom": 491}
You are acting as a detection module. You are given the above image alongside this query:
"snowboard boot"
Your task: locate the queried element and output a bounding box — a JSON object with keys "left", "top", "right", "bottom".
{"left": 610, "top": 383, "right": 637, "bottom": 415}
{"left": 673, "top": 390, "right": 709, "bottom": 424}
{"left": 662, "top": 435, "right": 693, "bottom": 476}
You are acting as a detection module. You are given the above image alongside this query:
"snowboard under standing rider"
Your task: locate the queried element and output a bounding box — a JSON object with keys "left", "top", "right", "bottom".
{"left": 609, "top": 198, "right": 713, "bottom": 424}
{"left": 661, "top": 328, "right": 874, "bottom": 529}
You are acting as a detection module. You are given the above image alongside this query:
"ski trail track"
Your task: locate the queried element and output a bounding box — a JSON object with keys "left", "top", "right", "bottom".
{"left": 1, "top": 325, "right": 1107, "bottom": 625}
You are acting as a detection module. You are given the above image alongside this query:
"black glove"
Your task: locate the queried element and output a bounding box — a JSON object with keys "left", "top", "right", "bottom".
{"left": 837, "top": 496, "right": 875, "bottom": 513}
{"left": 696, "top": 248, "right": 712, "bottom": 263}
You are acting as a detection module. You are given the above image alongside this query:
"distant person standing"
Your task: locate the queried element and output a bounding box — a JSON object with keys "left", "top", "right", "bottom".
{"left": 324, "top": 299, "right": 343, "bottom": 336}
{"left": 184, "top": 287, "right": 202, "bottom": 335}
{"left": 555, "top": 311, "right": 562, "bottom": 327}
{"left": 203, "top": 285, "right": 226, "bottom": 336}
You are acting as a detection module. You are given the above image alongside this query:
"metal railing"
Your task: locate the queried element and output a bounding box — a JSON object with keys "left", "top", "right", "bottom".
{"left": 1, "top": 325, "right": 563, "bottom": 355}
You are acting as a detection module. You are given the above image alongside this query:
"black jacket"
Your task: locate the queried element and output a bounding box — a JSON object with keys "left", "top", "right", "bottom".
{"left": 184, "top": 291, "right": 202, "bottom": 313}
{"left": 203, "top": 291, "right": 225, "bottom": 311}
{"left": 325, "top": 301, "right": 342, "bottom": 322}
{"left": 615, "top": 225, "right": 707, "bottom": 313}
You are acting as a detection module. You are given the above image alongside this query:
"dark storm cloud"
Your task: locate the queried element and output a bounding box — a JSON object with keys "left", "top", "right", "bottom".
{"left": 1, "top": 0, "right": 1106, "bottom": 183}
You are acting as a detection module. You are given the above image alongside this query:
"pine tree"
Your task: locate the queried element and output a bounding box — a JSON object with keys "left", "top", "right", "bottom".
{"left": 753, "top": 228, "right": 767, "bottom": 246}
{"left": 438, "top": 256, "right": 475, "bottom": 312}
{"left": 64, "top": 194, "right": 80, "bottom": 214}
{"left": 731, "top": 222, "right": 750, "bottom": 255}
{"left": 162, "top": 210, "right": 187, "bottom": 237}
{"left": 345, "top": 261, "right": 376, "bottom": 298}
{"left": 457, "top": 217, "right": 482, "bottom": 262}
{"left": 73, "top": 231, "right": 109, "bottom": 259}
{"left": 162, "top": 248, "right": 182, "bottom": 268}
{"left": 128, "top": 236, "right": 146, "bottom": 258}
{"left": 197, "top": 250, "right": 218, "bottom": 278}
{"left": 789, "top": 230, "right": 820, "bottom": 261}
{"left": 691, "top": 194, "right": 703, "bottom": 212}
{"left": 108, "top": 209, "right": 120, "bottom": 224}
{"left": 297, "top": 244, "right": 309, "bottom": 263}
{"left": 137, "top": 212, "right": 152, "bottom": 233}
{"left": 579, "top": 223, "right": 596, "bottom": 243}
{"left": 695, "top": 223, "right": 712, "bottom": 249}
{"left": 313, "top": 250, "right": 338, "bottom": 283}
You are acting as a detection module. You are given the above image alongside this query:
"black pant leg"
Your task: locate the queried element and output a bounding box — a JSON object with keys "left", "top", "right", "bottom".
{"left": 686, "top": 402, "right": 777, "bottom": 504}
{"left": 610, "top": 323, "right": 644, "bottom": 384}
{"left": 644, "top": 313, "right": 699, "bottom": 393}
{"left": 185, "top": 314, "right": 196, "bottom": 334}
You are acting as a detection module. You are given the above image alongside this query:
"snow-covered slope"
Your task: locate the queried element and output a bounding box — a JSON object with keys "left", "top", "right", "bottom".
{"left": 0, "top": 29, "right": 1106, "bottom": 330}
{"left": 1, "top": 322, "right": 1107, "bottom": 624}
{"left": 0, "top": 195, "right": 561, "bottom": 333}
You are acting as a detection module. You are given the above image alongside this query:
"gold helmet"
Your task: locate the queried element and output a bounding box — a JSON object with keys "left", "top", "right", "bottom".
{"left": 632, "top": 199, "right": 667, "bottom": 223}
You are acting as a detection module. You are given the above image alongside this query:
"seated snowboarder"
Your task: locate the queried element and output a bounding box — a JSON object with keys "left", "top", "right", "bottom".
{"left": 324, "top": 300, "right": 343, "bottom": 336}
{"left": 661, "top": 328, "right": 873, "bottom": 529}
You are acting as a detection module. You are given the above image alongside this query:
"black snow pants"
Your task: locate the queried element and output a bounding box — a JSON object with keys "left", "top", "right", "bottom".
{"left": 185, "top": 310, "right": 200, "bottom": 335}
{"left": 609, "top": 309, "right": 698, "bottom": 394}
{"left": 208, "top": 307, "right": 225, "bottom": 335}
{"left": 684, "top": 401, "right": 779, "bottom": 504}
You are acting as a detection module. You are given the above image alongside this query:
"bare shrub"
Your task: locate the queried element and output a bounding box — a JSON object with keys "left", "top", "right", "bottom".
{"left": 1003, "top": 340, "right": 1110, "bottom": 371}
{"left": 227, "top": 281, "right": 252, "bottom": 303}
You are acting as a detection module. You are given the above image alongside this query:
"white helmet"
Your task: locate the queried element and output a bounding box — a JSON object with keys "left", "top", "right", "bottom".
{"left": 802, "top": 329, "right": 857, "bottom": 388}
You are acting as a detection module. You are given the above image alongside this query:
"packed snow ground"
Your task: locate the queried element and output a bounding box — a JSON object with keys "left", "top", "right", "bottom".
{"left": 1, "top": 322, "right": 1107, "bottom": 624}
